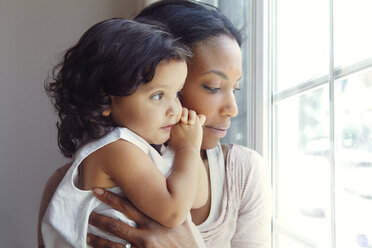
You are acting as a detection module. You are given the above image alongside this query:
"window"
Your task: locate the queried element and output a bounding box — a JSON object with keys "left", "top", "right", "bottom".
{"left": 266, "top": 0, "right": 372, "bottom": 247}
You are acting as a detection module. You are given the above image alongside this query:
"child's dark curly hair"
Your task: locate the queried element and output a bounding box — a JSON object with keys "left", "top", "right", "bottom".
{"left": 46, "top": 18, "right": 191, "bottom": 157}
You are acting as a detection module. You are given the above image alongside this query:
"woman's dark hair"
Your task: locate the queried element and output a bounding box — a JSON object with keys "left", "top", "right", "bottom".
{"left": 46, "top": 18, "right": 191, "bottom": 157}
{"left": 135, "top": 0, "right": 242, "bottom": 48}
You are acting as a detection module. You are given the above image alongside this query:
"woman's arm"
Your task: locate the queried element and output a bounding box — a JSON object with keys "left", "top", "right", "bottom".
{"left": 87, "top": 188, "right": 205, "bottom": 248}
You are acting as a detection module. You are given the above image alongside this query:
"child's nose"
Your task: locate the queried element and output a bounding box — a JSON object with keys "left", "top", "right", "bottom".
{"left": 166, "top": 99, "right": 182, "bottom": 117}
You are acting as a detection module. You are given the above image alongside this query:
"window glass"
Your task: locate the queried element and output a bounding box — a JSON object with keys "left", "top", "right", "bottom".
{"left": 334, "top": 67, "right": 372, "bottom": 248}
{"left": 273, "top": 85, "right": 332, "bottom": 248}
{"left": 276, "top": 0, "right": 329, "bottom": 92}
{"left": 334, "top": 0, "right": 372, "bottom": 68}
{"left": 275, "top": 232, "right": 318, "bottom": 248}
{"left": 272, "top": 0, "right": 372, "bottom": 247}
{"left": 195, "top": 0, "right": 218, "bottom": 5}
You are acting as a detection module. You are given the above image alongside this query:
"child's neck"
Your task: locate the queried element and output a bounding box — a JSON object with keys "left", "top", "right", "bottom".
{"left": 151, "top": 144, "right": 162, "bottom": 154}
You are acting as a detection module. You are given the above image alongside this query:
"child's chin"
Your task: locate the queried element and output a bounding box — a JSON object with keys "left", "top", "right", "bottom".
{"left": 152, "top": 138, "right": 168, "bottom": 146}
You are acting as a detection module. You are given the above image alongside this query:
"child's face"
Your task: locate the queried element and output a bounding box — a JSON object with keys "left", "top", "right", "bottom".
{"left": 107, "top": 60, "right": 187, "bottom": 145}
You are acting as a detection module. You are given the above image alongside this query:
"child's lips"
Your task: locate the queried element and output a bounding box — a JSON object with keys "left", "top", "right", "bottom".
{"left": 161, "top": 123, "right": 175, "bottom": 131}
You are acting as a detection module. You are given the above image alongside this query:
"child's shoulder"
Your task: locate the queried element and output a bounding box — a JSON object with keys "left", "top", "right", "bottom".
{"left": 89, "top": 137, "right": 146, "bottom": 164}
{"left": 78, "top": 127, "right": 147, "bottom": 158}
{"left": 80, "top": 126, "right": 155, "bottom": 180}
{"left": 80, "top": 135, "right": 152, "bottom": 189}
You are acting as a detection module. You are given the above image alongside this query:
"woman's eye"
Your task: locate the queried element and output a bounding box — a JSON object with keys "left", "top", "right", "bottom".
{"left": 202, "top": 85, "right": 220, "bottom": 93}
{"left": 151, "top": 92, "right": 163, "bottom": 100}
{"left": 233, "top": 88, "right": 241, "bottom": 94}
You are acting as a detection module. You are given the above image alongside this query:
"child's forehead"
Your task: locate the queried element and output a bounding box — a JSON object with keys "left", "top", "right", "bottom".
{"left": 137, "top": 80, "right": 184, "bottom": 94}
{"left": 138, "top": 60, "right": 187, "bottom": 92}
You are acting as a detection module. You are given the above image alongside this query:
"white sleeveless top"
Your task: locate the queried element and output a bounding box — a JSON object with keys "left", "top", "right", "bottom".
{"left": 41, "top": 127, "right": 205, "bottom": 248}
{"left": 198, "top": 145, "right": 225, "bottom": 228}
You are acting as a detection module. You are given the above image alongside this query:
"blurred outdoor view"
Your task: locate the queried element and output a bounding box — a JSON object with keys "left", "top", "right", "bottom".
{"left": 272, "top": 0, "right": 372, "bottom": 247}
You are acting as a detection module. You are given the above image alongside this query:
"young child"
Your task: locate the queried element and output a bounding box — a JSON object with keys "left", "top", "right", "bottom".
{"left": 41, "top": 18, "right": 208, "bottom": 247}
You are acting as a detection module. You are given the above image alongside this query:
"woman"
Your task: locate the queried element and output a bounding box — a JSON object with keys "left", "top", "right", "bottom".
{"left": 38, "top": 1, "right": 271, "bottom": 247}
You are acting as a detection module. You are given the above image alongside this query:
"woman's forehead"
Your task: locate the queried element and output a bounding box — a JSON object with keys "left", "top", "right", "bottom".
{"left": 189, "top": 35, "right": 242, "bottom": 76}
{"left": 193, "top": 35, "right": 240, "bottom": 59}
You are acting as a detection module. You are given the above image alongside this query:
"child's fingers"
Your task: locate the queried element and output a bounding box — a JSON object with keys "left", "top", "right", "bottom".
{"left": 180, "top": 107, "right": 188, "bottom": 124}
{"left": 197, "top": 114, "right": 206, "bottom": 126}
{"left": 180, "top": 108, "right": 204, "bottom": 126}
{"left": 188, "top": 110, "right": 196, "bottom": 125}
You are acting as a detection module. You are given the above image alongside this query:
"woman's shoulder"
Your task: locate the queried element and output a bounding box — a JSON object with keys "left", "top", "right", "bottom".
{"left": 222, "top": 143, "right": 263, "bottom": 167}
{"left": 222, "top": 144, "right": 267, "bottom": 187}
{"left": 222, "top": 143, "right": 271, "bottom": 208}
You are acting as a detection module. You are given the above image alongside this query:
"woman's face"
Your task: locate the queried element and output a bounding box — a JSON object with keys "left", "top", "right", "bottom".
{"left": 181, "top": 35, "right": 242, "bottom": 149}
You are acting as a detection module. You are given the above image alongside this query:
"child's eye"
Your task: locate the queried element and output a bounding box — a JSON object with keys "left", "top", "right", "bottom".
{"left": 151, "top": 92, "right": 163, "bottom": 100}
{"left": 176, "top": 91, "right": 183, "bottom": 99}
{"left": 202, "top": 85, "right": 220, "bottom": 93}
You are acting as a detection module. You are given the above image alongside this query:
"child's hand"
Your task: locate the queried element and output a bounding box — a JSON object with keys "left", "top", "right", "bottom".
{"left": 168, "top": 108, "right": 205, "bottom": 152}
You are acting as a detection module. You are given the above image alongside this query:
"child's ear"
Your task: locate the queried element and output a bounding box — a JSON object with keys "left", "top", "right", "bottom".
{"left": 102, "top": 108, "right": 111, "bottom": 117}
{"left": 102, "top": 94, "right": 112, "bottom": 117}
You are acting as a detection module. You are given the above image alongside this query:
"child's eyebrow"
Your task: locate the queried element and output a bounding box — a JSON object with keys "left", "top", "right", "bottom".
{"left": 142, "top": 84, "right": 169, "bottom": 92}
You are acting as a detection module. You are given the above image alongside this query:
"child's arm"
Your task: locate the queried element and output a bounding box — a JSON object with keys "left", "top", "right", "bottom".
{"left": 193, "top": 154, "right": 209, "bottom": 208}
{"left": 82, "top": 109, "right": 207, "bottom": 228}
{"left": 168, "top": 109, "right": 208, "bottom": 209}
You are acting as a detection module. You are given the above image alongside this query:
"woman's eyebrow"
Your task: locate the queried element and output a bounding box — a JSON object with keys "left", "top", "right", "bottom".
{"left": 202, "top": 70, "right": 227, "bottom": 80}
{"left": 202, "top": 70, "right": 242, "bottom": 82}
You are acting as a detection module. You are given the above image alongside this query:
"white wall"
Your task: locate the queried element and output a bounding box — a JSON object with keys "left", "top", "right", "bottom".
{"left": 0, "top": 0, "right": 143, "bottom": 246}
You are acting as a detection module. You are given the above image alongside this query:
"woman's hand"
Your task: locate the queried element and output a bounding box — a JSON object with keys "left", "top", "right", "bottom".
{"left": 87, "top": 188, "right": 202, "bottom": 248}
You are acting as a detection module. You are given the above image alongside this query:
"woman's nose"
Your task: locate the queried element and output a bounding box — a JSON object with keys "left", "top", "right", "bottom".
{"left": 220, "top": 91, "right": 238, "bottom": 117}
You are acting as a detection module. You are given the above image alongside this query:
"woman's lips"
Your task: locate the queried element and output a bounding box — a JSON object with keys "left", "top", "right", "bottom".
{"left": 205, "top": 124, "right": 230, "bottom": 138}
